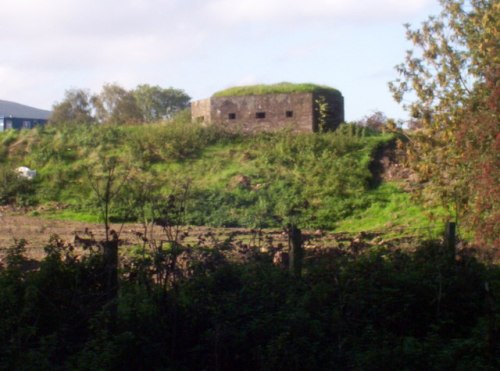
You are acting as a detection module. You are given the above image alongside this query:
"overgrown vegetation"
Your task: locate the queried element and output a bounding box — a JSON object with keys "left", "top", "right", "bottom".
{"left": 389, "top": 0, "right": 499, "bottom": 246}
{"left": 213, "top": 82, "right": 341, "bottom": 97}
{"left": 0, "top": 119, "right": 438, "bottom": 236}
{"left": 50, "top": 83, "right": 190, "bottom": 125}
{"left": 0, "top": 236, "right": 497, "bottom": 370}
{"left": 0, "top": 2, "right": 497, "bottom": 370}
{"left": 0, "top": 166, "right": 37, "bottom": 206}
{"left": 335, "top": 183, "right": 447, "bottom": 237}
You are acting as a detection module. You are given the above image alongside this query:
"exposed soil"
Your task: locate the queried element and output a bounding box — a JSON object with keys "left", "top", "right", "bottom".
{"left": 3, "top": 142, "right": 490, "bottom": 263}
{"left": 0, "top": 213, "right": 104, "bottom": 259}
{"left": 2, "top": 209, "right": 496, "bottom": 265}
{"left": 368, "top": 139, "right": 417, "bottom": 190}
{"left": 0, "top": 207, "right": 417, "bottom": 262}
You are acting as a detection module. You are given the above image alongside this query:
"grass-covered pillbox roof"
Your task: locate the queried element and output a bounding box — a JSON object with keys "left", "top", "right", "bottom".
{"left": 212, "top": 82, "right": 341, "bottom": 97}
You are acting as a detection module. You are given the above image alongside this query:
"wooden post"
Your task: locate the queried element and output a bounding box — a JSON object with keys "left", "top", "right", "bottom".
{"left": 445, "top": 222, "right": 456, "bottom": 256}
{"left": 288, "top": 224, "right": 303, "bottom": 278}
{"left": 104, "top": 230, "right": 119, "bottom": 330}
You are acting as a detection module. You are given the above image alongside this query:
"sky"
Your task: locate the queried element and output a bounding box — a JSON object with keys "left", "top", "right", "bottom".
{"left": 1, "top": 0, "right": 442, "bottom": 121}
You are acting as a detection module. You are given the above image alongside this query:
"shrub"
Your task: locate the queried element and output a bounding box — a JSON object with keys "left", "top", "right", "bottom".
{"left": 0, "top": 166, "right": 38, "bottom": 206}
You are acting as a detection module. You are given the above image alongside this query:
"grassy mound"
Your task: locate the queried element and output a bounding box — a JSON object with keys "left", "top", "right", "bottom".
{"left": 213, "top": 82, "right": 341, "bottom": 97}
{"left": 0, "top": 119, "right": 441, "bottom": 236}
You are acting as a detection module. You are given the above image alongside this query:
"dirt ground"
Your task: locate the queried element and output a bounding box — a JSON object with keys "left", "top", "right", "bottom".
{"left": 0, "top": 209, "right": 375, "bottom": 261}
{"left": 0, "top": 212, "right": 315, "bottom": 259}
{"left": 2, "top": 212, "right": 497, "bottom": 265}
{"left": 0, "top": 213, "right": 109, "bottom": 259}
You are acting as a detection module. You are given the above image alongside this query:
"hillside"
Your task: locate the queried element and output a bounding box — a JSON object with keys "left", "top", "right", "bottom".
{"left": 4, "top": 120, "right": 496, "bottom": 371}
{"left": 0, "top": 120, "right": 442, "bottom": 236}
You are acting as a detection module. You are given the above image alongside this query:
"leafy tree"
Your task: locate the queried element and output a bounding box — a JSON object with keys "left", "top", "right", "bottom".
{"left": 92, "top": 83, "right": 143, "bottom": 124}
{"left": 85, "top": 151, "right": 134, "bottom": 328}
{"left": 358, "top": 110, "right": 387, "bottom": 132}
{"left": 133, "top": 84, "right": 191, "bottom": 122}
{"left": 389, "top": 0, "right": 499, "bottom": 246}
{"left": 357, "top": 110, "right": 399, "bottom": 133}
{"left": 86, "top": 154, "right": 130, "bottom": 241}
{"left": 51, "top": 84, "right": 190, "bottom": 125}
{"left": 49, "top": 88, "right": 94, "bottom": 124}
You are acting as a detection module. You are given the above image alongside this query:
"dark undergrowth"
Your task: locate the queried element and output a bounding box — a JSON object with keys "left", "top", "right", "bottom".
{"left": 0, "top": 237, "right": 498, "bottom": 370}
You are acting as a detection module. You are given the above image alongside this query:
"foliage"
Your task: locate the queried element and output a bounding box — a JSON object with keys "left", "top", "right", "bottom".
{"left": 85, "top": 152, "right": 132, "bottom": 238}
{"left": 0, "top": 165, "right": 38, "bottom": 206}
{"left": 48, "top": 83, "right": 191, "bottom": 126}
{"left": 357, "top": 110, "right": 400, "bottom": 133}
{"left": 133, "top": 84, "right": 190, "bottom": 122}
{"left": 315, "top": 95, "right": 329, "bottom": 132}
{"left": 49, "top": 89, "right": 94, "bottom": 125}
{"left": 181, "top": 126, "right": 389, "bottom": 228}
{"left": 0, "top": 236, "right": 497, "bottom": 370}
{"left": 213, "top": 82, "right": 341, "bottom": 97}
{"left": 389, "top": 0, "right": 499, "bottom": 246}
{"left": 92, "top": 83, "right": 143, "bottom": 124}
{"left": 0, "top": 120, "right": 438, "bottom": 232}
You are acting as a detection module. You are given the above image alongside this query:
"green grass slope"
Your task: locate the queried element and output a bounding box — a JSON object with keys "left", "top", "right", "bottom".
{"left": 0, "top": 119, "right": 441, "bottom": 236}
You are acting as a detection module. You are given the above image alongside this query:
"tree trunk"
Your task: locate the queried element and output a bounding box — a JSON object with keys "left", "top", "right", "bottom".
{"left": 104, "top": 232, "right": 119, "bottom": 329}
{"left": 288, "top": 224, "right": 303, "bottom": 278}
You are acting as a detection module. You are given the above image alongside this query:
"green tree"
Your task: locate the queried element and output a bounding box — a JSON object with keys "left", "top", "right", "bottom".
{"left": 389, "top": 0, "right": 499, "bottom": 246}
{"left": 92, "top": 83, "right": 143, "bottom": 124}
{"left": 133, "top": 84, "right": 191, "bottom": 122}
{"left": 49, "top": 88, "right": 94, "bottom": 124}
{"left": 85, "top": 151, "right": 134, "bottom": 327}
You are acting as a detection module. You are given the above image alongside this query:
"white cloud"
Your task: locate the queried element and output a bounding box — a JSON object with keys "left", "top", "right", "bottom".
{"left": 206, "top": 0, "right": 434, "bottom": 24}
{"left": 0, "top": 0, "right": 438, "bottom": 117}
{"left": 0, "top": 64, "right": 57, "bottom": 108}
{"left": 0, "top": 0, "right": 207, "bottom": 75}
{"left": 1, "top": 0, "right": 194, "bottom": 46}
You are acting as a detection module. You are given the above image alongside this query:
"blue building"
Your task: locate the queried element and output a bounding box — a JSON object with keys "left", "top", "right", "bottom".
{"left": 0, "top": 100, "right": 51, "bottom": 131}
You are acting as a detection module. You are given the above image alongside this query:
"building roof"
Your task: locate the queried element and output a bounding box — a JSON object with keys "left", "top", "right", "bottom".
{"left": 0, "top": 99, "right": 51, "bottom": 120}
{"left": 212, "top": 82, "right": 341, "bottom": 98}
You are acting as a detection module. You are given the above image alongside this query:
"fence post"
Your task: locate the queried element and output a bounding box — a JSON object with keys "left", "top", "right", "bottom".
{"left": 103, "top": 229, "right": 119, "bottom": 331}
{"left": 288, "top": 224, "right": 303, "bottom": 278}
{"left": 445, "top": 222, "right": 456, "bottom": 256}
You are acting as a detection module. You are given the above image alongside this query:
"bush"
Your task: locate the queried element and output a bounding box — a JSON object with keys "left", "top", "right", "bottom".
{"left": 0, "top": 120, "right": 421, "bottom": 231}
{"left": 0, "top": 166, "right": 38, "bottom": 206}
{"left": 0, "top": 237, "right": 498, "bottom": 370}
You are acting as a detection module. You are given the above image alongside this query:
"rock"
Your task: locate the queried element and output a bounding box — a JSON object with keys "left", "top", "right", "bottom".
{"left": 16, "top": 166, "right": 37, "bottom": 180}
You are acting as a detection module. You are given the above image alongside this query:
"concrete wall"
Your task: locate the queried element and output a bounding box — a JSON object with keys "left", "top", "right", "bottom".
{"left": 211, "top": 93, "right": 314, "bottom": 132}
{"left": 191, "top": 98, "right": 211, "bottom": 124}
{"left": 191, "top": 91, "right": 344, "bottom": 132}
